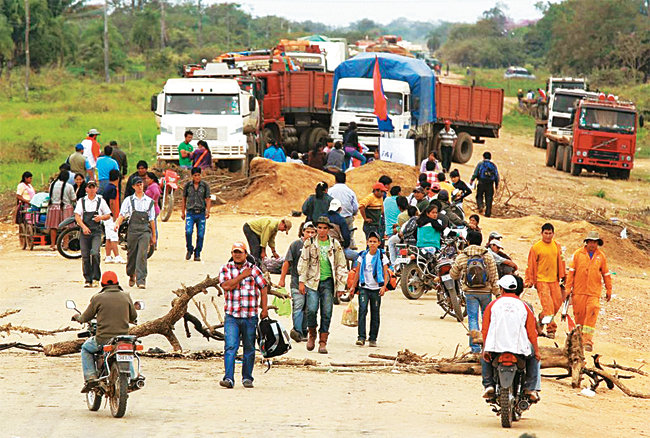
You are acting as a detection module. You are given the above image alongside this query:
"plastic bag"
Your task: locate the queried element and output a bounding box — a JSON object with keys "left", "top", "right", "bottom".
{"left": 341, "top": 301, "right": 358, "bottom": 327}
{"left": 272, "top": 294, "right": 292, "bottom": 317}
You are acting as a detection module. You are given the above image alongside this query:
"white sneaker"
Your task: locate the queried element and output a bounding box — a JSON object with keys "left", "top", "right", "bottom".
{"left": 105, "top": 256, "right": 114, "bottom": 263}
{"left": 113, "top": 255, "right": 126, "bottom": 264}
{"left": 482, "top": 386, "right": 495, "bottom": 399}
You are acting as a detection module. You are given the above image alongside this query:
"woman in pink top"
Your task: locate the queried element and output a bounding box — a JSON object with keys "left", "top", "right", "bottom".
{"left": 15, "top": 171, "right": 36, "bottom": 224}
{"left": 145, "top": 171, "right": 161, "bottom": 245}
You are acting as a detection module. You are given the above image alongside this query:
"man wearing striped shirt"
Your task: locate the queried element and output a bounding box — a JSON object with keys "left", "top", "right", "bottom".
{"left": 438, "top": 120, "right": 457, "bottom": 173}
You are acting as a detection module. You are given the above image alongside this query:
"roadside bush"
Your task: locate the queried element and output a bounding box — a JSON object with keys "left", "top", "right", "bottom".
{"left": 26, "top": 137, "right": 56, "bottom": 162}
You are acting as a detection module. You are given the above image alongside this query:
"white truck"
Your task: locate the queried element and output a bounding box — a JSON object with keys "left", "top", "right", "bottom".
{"left": 151, "top": 63, "right": 258, "bottom": 171}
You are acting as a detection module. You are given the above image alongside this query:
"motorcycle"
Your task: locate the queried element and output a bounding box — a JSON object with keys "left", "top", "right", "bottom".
{"left": 159, "top": 169, "right": 179, "bottom": 222}
{"left": 435, "top": 239, "right": 467, "bottom": 322}
{"left": 486, "top": 352, "right": 537, "bottom": 428}
{"left": 56, "top": 216, "right": 155, "bottom": 260}
{"left": 66, "top": 299, "right": 146, "bottom": 418}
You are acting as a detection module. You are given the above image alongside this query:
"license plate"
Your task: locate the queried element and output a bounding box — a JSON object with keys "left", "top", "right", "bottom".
{"left": 395, "top": 257, "right": 410, "bottom": 264}
{"left": 441, "top": 274, "right": 452, "bottom": 281}
{"left": 116, "top": 354, "right": 133, "bottom": 362}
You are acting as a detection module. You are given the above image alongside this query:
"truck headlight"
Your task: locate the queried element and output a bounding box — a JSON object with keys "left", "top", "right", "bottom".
{"left": 626, "top": 155, "right": 632, "bottom": 161}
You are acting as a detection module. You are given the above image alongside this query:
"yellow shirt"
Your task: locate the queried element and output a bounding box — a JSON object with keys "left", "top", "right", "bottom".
{"left": 532, "top": 240, "right": 558, "bottom": 283}
{"left": 440, "top": 182, "right": 455, "bottom": 195}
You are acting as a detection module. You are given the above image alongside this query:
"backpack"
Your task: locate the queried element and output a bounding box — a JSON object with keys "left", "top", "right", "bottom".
{"left": 465, "top": 255, "right": 488, "bottom": 289}
{"left": 401, "top": 217, "right": 418, "bottom": 242}
{"left": 257, "top": 317, "right": 291, "bottom": 359}
{"left": 478, "top": 161, "right": 497, "bottom": 182}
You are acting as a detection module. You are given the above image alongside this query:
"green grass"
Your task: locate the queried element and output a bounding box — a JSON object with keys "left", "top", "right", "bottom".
{"left": 593, "top": 189, "right": 607, "bottom": 199}
{"left": 502, "top": 109, "right": 537, "bottom": 136}
{"left": 458, "top": 67, "right": 549, "bottom": 98}
{"left": 0, "top": 69, "right": 161, "bottom": 192}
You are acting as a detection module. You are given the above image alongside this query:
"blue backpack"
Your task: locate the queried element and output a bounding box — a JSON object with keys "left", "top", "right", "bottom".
{"left": 465, "top": 255, "right": 488, "bottom": 289}
{"left": 478, "top": 161, "right": 498, "bottom": 182}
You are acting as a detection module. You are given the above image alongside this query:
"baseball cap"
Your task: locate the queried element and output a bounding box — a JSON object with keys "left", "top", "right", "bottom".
{"left": 132, "top": 176, "right": 143, "bottom": 185}
{"left": 489, "top": 239, "right": 504, "bottom": 249}
{"left": 101, "top": 271, "right": 118, "bottom": 286}
{"left": 329, "top": 198, "right": 342, "bottom": 211}
{"left": 444, "top": 119, "right": 451, "bottom": 125}
{"left": 281, "top": 217, "right": 293, "bottom": 233}
{"left": 489, "top": 231, "right": 503, "bottom": 240}
{"left": 86, "top": 180, "right": 97, "bottom": 187}
{"left": 303, "top": 221, "right": 315, "bottom": 230}
{"left": 414, "top": 186, "right": 425, "bottom": 194}
{"left": 372, "top": 182, "right": 388, "bottom": 192}
{"left": 75, "top": 143, "right": 84, "bottom": 151}
{"left": 88, "top": 128, "right": 101, "bottom": 135}
{"left": 430, "top": 182, "right": 441, "bottom": 192}
{"left": 231, "top": 242, "right": 247, "bottom": 253}
{"left": 497, "top": 275, "right": 518, "bottom": 291}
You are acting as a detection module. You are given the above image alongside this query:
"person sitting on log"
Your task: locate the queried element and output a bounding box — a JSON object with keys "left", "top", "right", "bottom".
{"left": 481, "top": 274, "right": 541, "bottom": 402}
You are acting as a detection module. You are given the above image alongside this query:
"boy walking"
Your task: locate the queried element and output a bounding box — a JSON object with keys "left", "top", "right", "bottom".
{"left": 182, "top": 167, "right": 211, "bottom": 261}
{"left": 348, "top": 231, "right": 389, "bottom": 347}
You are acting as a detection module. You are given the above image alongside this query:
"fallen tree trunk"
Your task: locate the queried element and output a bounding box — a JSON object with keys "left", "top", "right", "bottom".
{"left": 43, "top": 276, "right": 222, "bottom": 356}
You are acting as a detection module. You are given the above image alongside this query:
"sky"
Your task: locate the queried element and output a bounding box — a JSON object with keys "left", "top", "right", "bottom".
{"left": 210, "top": 0, "right": 563, "bottom": 26}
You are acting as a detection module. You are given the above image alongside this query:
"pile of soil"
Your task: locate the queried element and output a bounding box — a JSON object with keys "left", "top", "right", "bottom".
{"left": 346, "top": 160, "right": 420, "bottom": 198}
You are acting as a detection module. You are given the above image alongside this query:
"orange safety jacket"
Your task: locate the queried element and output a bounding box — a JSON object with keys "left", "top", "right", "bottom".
{"left": 566, "top": 247, "right": 612, "bottom": 297}
{"left": 524, "top": 239, "right": 566, "bottom": 285}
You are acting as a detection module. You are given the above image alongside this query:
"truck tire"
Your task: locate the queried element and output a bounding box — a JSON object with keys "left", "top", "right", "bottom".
{"left": 555, "top": 145, "right": 565, "bottom": 171}
{"left": 309, "top": 127, "right": 329, "bottom": 150}
{"left": 562, "top": 146, "right": 573, "bottom": 173}
{"left": 432, "top": 132, "right": 441, "bottom": 159}
{"left": 546, "top": 141, "right": 556, "bottom": 167}
{"left": 570, "top": 161, "right": 581, "bottom": 176}
{"left": 298, "top": 128, "right": 312, "bottom": 152}
{"left": 618, "top": 169, "right": 631, "bottom": 180}
{"left": 533, "top": 126, "right": 540, "bottom": 148}
{"left": 452, "top": 132, "right": 473, "bottom": 164}
{"left": 262, "top": 127, "right": 276, "bottom": 147}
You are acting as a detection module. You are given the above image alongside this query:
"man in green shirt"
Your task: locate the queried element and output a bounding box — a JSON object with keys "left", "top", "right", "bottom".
{"left": 178, "top": 130, "right": 194, "bottom": 169}
{"left": 243, "top": 217, "right": 292, "bottom": 264}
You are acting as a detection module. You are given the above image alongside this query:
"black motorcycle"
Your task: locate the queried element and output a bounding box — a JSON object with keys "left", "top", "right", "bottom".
{"left": 56, "top": 217, "right": 154, "bottom": 260}
{"left": 67, "top": 299, "right": 146, "bottom": 418}
{"left": 486, "top": 352, "right": 537, "bottom": 428}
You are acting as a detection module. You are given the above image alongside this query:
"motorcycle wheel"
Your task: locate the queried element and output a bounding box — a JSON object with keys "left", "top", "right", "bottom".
{"left": 400, "top": 262, "right": 425, "bottom": 300}
{"left": 448, "top": 284, "right": 464, "bottom": 322}
{"left": 500, "top": 387, "right": 513, "bottom": 428}
{"left": 86, "top": 389, "right": 102, "bottom": 411}
{"left": 109, "top": 362, "right": 129, "bottom": 418}
{"left": 160, "top": 189, "right": 174, "bottom": 222}
{"left": 56, "top": 226, "right": 82, "bottom": 259}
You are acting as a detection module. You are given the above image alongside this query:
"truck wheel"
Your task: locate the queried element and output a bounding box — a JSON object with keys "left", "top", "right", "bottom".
{"left": 298, "top": 128, "right": 312, "bottom": 152}
{"left": 432, "top": 132, "right": 441, "bottom": 160}
{"left": 570, "top": 161, "right": 581, "bottom": 176}
{"left": 262, "top": 127, "right": 276, "bottom": 147}
{"left": 228, "top": 159, "right": 244, "bottom": 173}
{"left": 309, "top": 127, "right": 328, "bottom": 149}
{"left": 555, "top": 145, "right": 565, "bottom": 171}
{"left": 618, "top": 169, "right": 630, "bottom": 180}
{"left": 533, "top": 126, "right": 541, "bottom": 148}
{"left": 546, "top": 141, "right": 556, "bottom": 167}
{"left": 452, "top": 132, "right": 473, "bottom": 164}
{"left": 562, "top": 146, "right": 573, "bottom": 173}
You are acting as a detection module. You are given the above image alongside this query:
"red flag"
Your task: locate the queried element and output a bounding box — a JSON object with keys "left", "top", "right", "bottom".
{"left": 373, "top": 57, "right": 388, "bottom": 120}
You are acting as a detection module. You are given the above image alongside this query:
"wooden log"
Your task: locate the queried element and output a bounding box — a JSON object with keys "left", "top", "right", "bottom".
{"left": 584, "top": 367, "right": 650, "bottom": 399}
{"left": 436, "top": 363, "right": 482, "bottom": 375}
{"left": 603, "top": 362, "right": 649, "bottom": 377}
{"left": 369, "top": 353, "right": 398, "bottom": 361}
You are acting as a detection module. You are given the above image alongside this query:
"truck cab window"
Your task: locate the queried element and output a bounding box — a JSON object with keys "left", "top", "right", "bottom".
{"left": 165, "top": 94, "right": 240, "bottom": 115}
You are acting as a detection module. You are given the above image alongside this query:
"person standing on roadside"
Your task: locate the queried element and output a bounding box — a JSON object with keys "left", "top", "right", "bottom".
{"left": 74, "top": 181, "right": 111, "bottom": 287}
{"left": 68, "top": 144, "right": 93, "bottom": 180}
{"left": 525, "top": 223, "right": 566, "bottom": 339}
{"left": 191, "top": 140, "right": 213, "bottom": 170}
{"left": 124, "top": 161, "right": 149, "bottom": 198}
{"left": 328, "top": 172, "right": 359, "bottom": 250}
{"left": 96, "top": 145, "right": 120, "bottom": 194}
{"left": 470, "top": 151, "right": 499, "bottom": 217}
{"left": 181, "top": 167, "right": 211, "bottom": 261}
{"left": 279, "top": 221, "right": 317, "bottom": 343}
{"left": 114, "top": 177, "right": 156, "bottom": 289}
{"left": 45, "top": 170, "right": 76, "bottom": 251}
{"left": 359, "top": 183, "right": 387, "bottom": 240}
{"left": 438, "top": 120, "right": 457, "bottom": 173}
{"left": 103, "top": 170, "right": 124, "bottom": 264}
{"left": 242, "top": 217, "right": 292, "bottom": 264}
{"left": 218, "top": 242, "right": 269, "bottom": 389}
{"left": 298, "top": 216, "right": 347, "bottom": 354}
{"left": 302, "top": 181, "right": 333, "bottom": 223}
{"left": 348, "top": 231, "right": 389, "bottom": 347}
{"left": 109, "top": 141, "right": 127, "bottom": 202}
{"left": 566, "top": 231, "right": 612, "bottom": 352}
{"left": 81, "top": 129, "right": 102, "bottom": 180}
{"left": 178, "top": 131, "right": 194, "bottom": 170}
{"left": 144, "top": 172, "right": 161, "bottom": 248}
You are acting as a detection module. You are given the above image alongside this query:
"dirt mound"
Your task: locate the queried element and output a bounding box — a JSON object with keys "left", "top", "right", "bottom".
{"left": 235, "top": 158, "right": 334, "bottom": 215}
{"left": 346, "top": 160, "right": 420, "bottom": 197}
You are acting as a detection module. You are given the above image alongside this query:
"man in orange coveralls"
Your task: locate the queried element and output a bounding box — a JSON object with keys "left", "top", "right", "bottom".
{"left": 525, "top": 223, "right": 566, "bottom": 338}
{"left": 565, "top": 231, "right": 612, "bottom": 351}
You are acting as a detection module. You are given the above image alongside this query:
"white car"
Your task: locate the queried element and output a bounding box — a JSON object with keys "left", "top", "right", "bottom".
{"left": 504, "top": 66, "right": 536, "bottom": 79}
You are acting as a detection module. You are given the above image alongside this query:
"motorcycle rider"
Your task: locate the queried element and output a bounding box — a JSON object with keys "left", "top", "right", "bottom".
{"left": 72, "top": 271, "right": 139, "bottom": 393}
{"left": 481, "top": 274, "right": 541, "bottom": 402}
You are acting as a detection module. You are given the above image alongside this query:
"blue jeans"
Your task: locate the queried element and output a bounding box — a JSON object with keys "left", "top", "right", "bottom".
{"left": 345, "top": 148, "right": 367, "bottom": 168}
{"left": 466, "top": 293, "right": 493, "bottom": 353}
{"left": 81, "top": 337, "right": 135, "bottom": 381}
{"left": 291, "top": 287, "right": 307, "bottom": 337}
{"left": 344, "top": 248, "right": 359, "bottom": 261}
{"left": 358, "top": 287, "right": 381, "bottom": 341}
{"left": 306, "top": 278, "right": 334, "bottom": 333}
{"left": 185, "top": 211, "right": 206, "bottom": 256}
{"left": 481, "top": 354, "right": 540, "bottom": 392}
{"left": 223, "top": 314, "right": 258, "bottom": 383}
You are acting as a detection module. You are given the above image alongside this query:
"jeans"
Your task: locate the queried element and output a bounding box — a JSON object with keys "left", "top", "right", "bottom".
{"left": 363, "top": 222, "right": 380, "bottom": 241}
{"left": 481, "top": 354, "right": 540, "bottom": 392}
{"left": 223, "top": 314, "right": 258, "bottom": 383}
{"left": 291, "top": 287, "right": 307, "bottom": 337}
{"left": 466, "top": 293, "right": 493, "bottom": 353}
{"left": 440, "top": 145, "right": 453, "bottom": 172}
{"left": 358, "top": 287, "right": 381, "bottom": 341}
{"left": 80, "top": 231, "right": 102, "bottom": 283}
{"left": 98, "top": 179, "right": 109, "bottom": 195}
{"left": 185, "top": 211, "right": 206, "bottom": 256}
{"left": 387, "top": 233, "right": 401, "bottom": 265}
{"left": 306, "top": 278, "right": 334, "bottom": 333}
{"left": 344, "top": 148, "right": 367, "bottom": 170}
{"left": 344, "top": 248, "right": 359, "bottom": 261}
{"left": 81, "top": 337, "right": 135, "bottom": 381}
{"left": 476, "top": 182, "right": 495, "bottom": 217}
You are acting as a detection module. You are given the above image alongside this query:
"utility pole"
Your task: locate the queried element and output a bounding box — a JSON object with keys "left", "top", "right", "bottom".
{"left": 160, "top": 0, "right": 166, "bottom": 49}
{"left": 197, "top": 0, "right": 202, "bottom": 48}
{"left": 24, "top": 0, "right": 30, "bottom": 101}
{"left": 103, "top": 0, "right": 110, "bottom": 83}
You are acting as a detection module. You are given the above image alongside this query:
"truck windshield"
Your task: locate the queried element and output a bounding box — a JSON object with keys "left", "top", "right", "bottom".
{"left": 552, "top": 94, "right": 581, "bottom": 113}
{"left": 336, "top": 89, "right": 403, "bottom": 115}
{"left": 165, "top": 94, "right": 240, "bottom": 115}
{"left": 550, "top": 81, "right": 585, "bottom": 94}
{"left": 579, "top": 108, "right": 635, "bottom": 134}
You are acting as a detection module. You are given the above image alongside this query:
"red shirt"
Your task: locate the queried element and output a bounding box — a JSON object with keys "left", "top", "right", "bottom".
{"left": 219, "top": 261, "right": 267, "bottom": 318}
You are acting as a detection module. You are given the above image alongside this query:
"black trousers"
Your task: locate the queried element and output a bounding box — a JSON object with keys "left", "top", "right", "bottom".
{"left": 476, "top": 182, "right": 495, "bottom": 217}
{"left": 440, "top": 146, "right": 453, "bottom": 172}
{"left": 243, "top": 223, "right": 262, "bottom": 264}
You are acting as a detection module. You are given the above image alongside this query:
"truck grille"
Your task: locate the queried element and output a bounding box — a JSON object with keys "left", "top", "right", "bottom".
{"left": 179, "top": 127, "right": 221, "bottom": 142}
{"left": 551, "top": 116, "right": 571, "bottom": 128}
{"left": 588, "top": 150, "right": 618, "bottom": 161}
{"left": 337, "top": 122, "right": 379, "bottom": 139}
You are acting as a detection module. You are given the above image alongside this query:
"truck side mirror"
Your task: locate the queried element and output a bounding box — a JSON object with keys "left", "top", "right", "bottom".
{"left": 249, "top": 96, "right": 256, "bottom": 111}
{"left": 323, "top": 92, "right": 329, "bottom": 105}
{"left": 150, "top": 94, "right": 157, "bottom": 112}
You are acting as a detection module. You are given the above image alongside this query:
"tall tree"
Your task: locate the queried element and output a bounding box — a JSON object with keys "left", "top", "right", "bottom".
{"left": 103, "top": 0, "right": 109, "bottom": 82}
{"left": 24, "top": 0, "right": 29, "bottom": 100}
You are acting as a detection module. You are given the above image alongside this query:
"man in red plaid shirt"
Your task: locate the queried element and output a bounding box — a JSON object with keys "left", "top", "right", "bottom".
{"left": 218, "top": 242, "right": 269, "bottom": 389}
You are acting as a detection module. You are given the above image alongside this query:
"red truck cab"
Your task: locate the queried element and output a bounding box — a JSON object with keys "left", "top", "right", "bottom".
{"left": 571, "top": 95, "right": 638, "bottom": 179}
